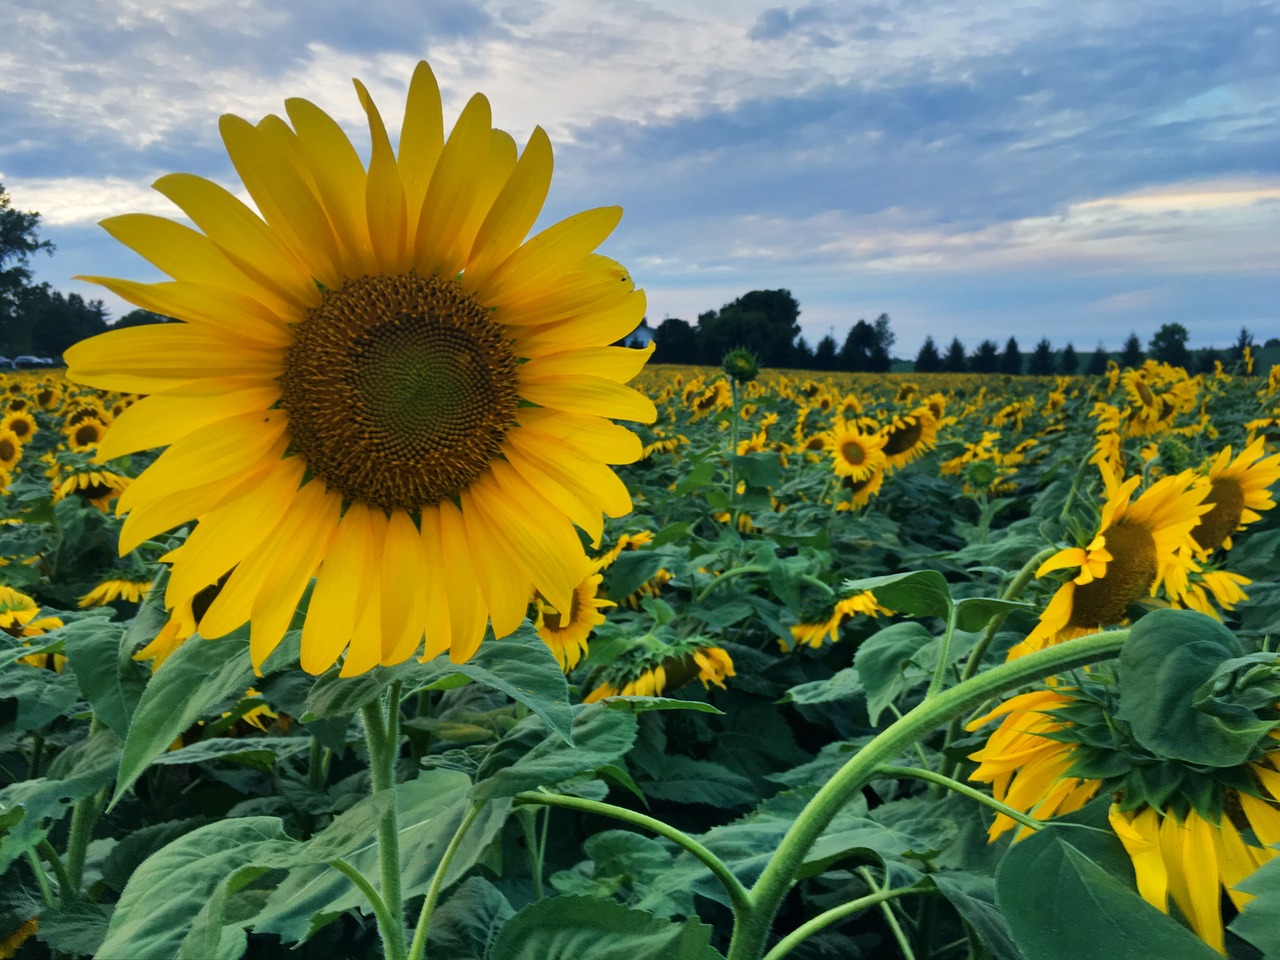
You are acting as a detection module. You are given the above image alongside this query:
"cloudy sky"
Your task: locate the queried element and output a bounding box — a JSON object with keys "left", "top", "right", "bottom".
{"left": 3, "top": 0, "right": 1277, "bottom": 356}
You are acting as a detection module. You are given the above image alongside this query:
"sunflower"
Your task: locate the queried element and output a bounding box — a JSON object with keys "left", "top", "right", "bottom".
{"left": 1190, "top": 437, "right": 1280, "bottom": 555}
{"left": 1, "top": 411, "right": 37, "bottom": 444}
{"left": 78, "top": 577, "right": 153, "bottom": 608}
{"left": 54, "top": 467, "right": 130, "bottom": 511}
{"left": 787, "top": 589, "right": 889, "bottom": 649}
{"left": 880, "top": 406, "right": 939, "bottom": 470}
{"left": 1009, "top": 468, "right": 1209, "bottom": 658}
{"left": 65, "top": 61, "right": 654, "bottom": 676}
{"left": 834, "top": 463, "right": 886, "bottom": 511}
{"left": 826, "top": 422, "right": 887, "bottom": 481}
{"left": 0, "top": 429, "right": 21, "bottom": 472}
{"left": 533, "top": 571, "right": 614, "bottom": 672}
{"left": 1, "top": 585, "right": 66, "bottom": 671}
{"left": 583, "top": 642, "right": 735, "bottom": 701}
{"left": 66, "top": 417, "right": 108, "bottom": 453}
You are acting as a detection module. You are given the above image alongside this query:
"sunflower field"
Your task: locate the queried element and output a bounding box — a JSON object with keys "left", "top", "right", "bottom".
{"left": 2, "top": 356, "right": 1280, "bottom": 960}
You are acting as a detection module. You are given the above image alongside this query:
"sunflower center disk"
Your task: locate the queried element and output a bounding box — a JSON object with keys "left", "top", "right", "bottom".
{"left": 1069, "top": 521, "right": 1158, "bottom": 629}
{"left": 840, "top": 440, "right": 866, "bottom": 465}
{"left": 1192, "top": 477, "right": 1245, "bottom": 552}
{"left": 882, "top": 419, "right": 923, "bottom": 456}
{"left": 282, "top": 274, "right": 519, "bottom": 512}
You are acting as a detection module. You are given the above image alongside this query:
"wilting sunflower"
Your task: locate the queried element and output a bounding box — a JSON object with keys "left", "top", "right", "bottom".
{"left": 79, "top": 577, "right": 153, "bottom": 608}
{"left": 1190, "top": 437, "right": 1280, "bottom": 555}
{"left": 65, "top": 61, "right": 654, "bottom": 675}
{"left": 1009, "top": 468, "right": 1208, "bottom": 658}
{"left": 880, "top": 406, "right": 938, "bottom": 470}
{"left": 826, "top": 421, "right": 886, "bottom": 481}
{"left": 54, "top": 467, "right": 131, "bottom": 511}
{"left": 533, "top": 570, "right": 614, "bottom": 672}
{"left": 583, "top": 642, "right": 735, "bottom": 701}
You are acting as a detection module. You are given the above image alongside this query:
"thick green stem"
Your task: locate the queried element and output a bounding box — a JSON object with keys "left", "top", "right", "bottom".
{"left": 724, "top": 629, "right": 1128, "bottom": 960}
{"left": 37, "top": 839, "right": 72, "bottom": 899}
{"left": 25, "top": 850, "right": 55, "bottom": 907}
{"left": 63, "top": 787, "right": 104, "bottom": 900}
{"left": 958, "top": 545, "right": 1057, "bottom": 685}
{"left": 760, "top": 882, "right": 934, "bottom": 960}
{"left": 514, "top": 790, "right": 751, "bottom": 916}
{"left": 408, "top": 801, "right": 483, "bottom": 960}
{"left": 925, "top": 604, "right": 959, "bottom": 699}
{"left": 361, "top": 689, "right": 407, "bottom": 960}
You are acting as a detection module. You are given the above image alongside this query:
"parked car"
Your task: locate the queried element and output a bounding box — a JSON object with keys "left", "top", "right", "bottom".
{"left": 0, "top": 357, "right": 15, "bottom": 369}
{"left": 13, "top": 356, "right": 54, "bottom": 368}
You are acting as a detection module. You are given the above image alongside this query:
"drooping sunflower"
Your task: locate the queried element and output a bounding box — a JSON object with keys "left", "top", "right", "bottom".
{"left": 880, "top": 406, "right": 938, "bottom": 470}
{"left": 53, "top": 467, "right": 130, "bottom": 511}
{"left": 65, "top": 61, "right": 654, "bottom": 676}
{"left": 1009, "top": 468, "right": 1209, "bottom": 658}
{"left": 1189, "top": 437, "right": 1280, "bottom": 555}
{"left": 583, "top": 642, "right": 735, "bottom": 701}
{"left": 533, "top": 570, "right": 614, "bottom": 672}
{"left": 826, "top": 421, "right": 887, "bottom": 481}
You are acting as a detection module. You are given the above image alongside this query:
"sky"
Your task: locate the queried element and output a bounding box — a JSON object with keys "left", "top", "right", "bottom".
{"left": 2, "top": 0, "right": 1277, "bottom": 357}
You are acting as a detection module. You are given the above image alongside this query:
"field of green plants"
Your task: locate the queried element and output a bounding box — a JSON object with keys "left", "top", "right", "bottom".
{"left": 3, "top": 359, "right": 1280, "bottom": 960}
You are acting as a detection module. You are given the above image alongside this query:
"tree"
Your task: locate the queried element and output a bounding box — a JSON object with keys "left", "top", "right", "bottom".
{"left": 697, "top": 289, "right": 800, "bottom": 367}
{"left": 791, "top": 336, "right": 814, "bottom": 368}
{"left": 1229, "top": 326, "right": 1255, "bottom": 370}
{"left": 813, "top": 335, "right": 837, "bottom": 371}
{"left": 1058, "top": 342, "right": 1079, "bottom": 375}
{"left": 0, "top": 183, "right": 55, "bottom": 353}
{"left": 871, "top": 313, "right": 895, "bottom": 372}
{"left": 653, "top": 317, "right": 698, "bottom": 364}
{"left": 1086, "top": 343, "right": 1109, "bottom": 376}
{"left": 914, "top": 336, "right": 942, "bottom": 373}
{"left": 114, "top": 308, "right": 177, "bottom": 329}
{"left": 1196, "top": 348, "right": 1221, "bottom": 375}
{"left": 970, "top": 339, "right": 1000, "bottom": 374}
{"left": 942, "top": 337, "right": 968, "bottom": 373}
{"left": 838, "top": 319, "right": 877, "bottom": 372}
{"left": 1120, "top": 331, "right": 1144, "bottom": 369}
{"left": 1027, "top": 338, "right": 1055, "bottom": 376}
{"left": 1149, "top": 323, "right": 1191, "bottom": 371}
{"left": 1000, "top": 337, "right": 1022, "bottom": 375}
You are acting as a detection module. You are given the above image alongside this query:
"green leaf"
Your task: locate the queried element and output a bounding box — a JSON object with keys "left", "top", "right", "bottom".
{"left": 730, "top": 452, "right": 781, "bottom": 489}
{"left": 854, "top": 621, "right": 935, "bottom": 724}
{"left": 639, "top": 756, "right": 757, "bottom": 807}
{"left": 487, "top": 896, "right": 723, "bottom": 960}
{"left": 929, "top": 873, "right": 1022, "bottom": 960}
{"left": 673, "top": 460, "right": 716, "bottom": 495}
{"left": 995, "top": 822, "right": 1219, "bottom": 960}
{"left": 470, "top": 703, "right": 637, "bottom": 803}
{"left": 111, "top": 629, "right": 257, "bottom": 808}
{"left": 606, "top": 550, "right": 670, "bottom": 602}
{"left": 301, "top": 665, "right": 399, "bottom": 720}
{"left": 779, "top": 665, "right": 864, "bottom": 705}
{"left": 597, "top": 695, "right": 724, "bottom": 715}
{"left": 97, "top": 817, "right": 292, "bottom": 960}
{"left": 426, "top": 876, "right": 514, "bottom": 960}
{"left": 32, "top": 900, "right": 110, "bottom": 956}
{"left": 0, "top": 663, "right": 81, "bottom": 731}
{"left": 842, "top": 570, "right": 951, "bottom": 620}
{"left": 952, "top": 597, "right": 1035, "bottom": 633}
{"left": 62, "top": 617, "right": 148, "bottom": 738}
{"left": 1117, "top": 608, "right": 1274, "bottom": 767}
{"left": 1230, "top": 855, "right": 1280, "bottom": 954}
{"left": 149, "top": 736, "right": 310, "bottom": 773}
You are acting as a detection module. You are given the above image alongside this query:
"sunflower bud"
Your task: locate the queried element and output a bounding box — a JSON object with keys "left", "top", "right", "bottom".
{"left": 721, "top": 346, "right": 759, "bottom": 384}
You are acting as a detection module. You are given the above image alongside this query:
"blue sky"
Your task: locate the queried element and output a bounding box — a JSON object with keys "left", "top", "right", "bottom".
{"left": 2, "top": 0, "right": 1277, "bottom": 355}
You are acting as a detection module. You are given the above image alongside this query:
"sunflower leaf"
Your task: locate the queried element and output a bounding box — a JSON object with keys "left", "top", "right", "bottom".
{"left": 842, "top": 569, "right": 952, "bottom": 620}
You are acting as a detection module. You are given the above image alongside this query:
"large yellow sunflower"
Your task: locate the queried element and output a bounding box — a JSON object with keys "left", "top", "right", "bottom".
{"left": 826, "top": 421, "right": 886, "bottom": 481}
{"left": 1009, "top": 468, "right": 1209, "bottom": 658}
{"left": 65, "top": 62, "right": 654, "bottom": 676}
{"left": 880, "top": 406, "right": 938, "bottom": 470}
{"left": 1190, "top": 437, "right": 1280, "bottom": 555}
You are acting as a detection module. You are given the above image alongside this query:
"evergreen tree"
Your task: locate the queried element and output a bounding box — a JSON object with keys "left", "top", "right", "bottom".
{"left": 1086, "top": 343, "right": 1109, "bottom": 376}
{"left": 792, "top": 336, "right": 815, "bottom": 368}
{"left": 1149, "top": 323, "right": 1191, "bottom": 371}
{"left": 1120, "top": 331, "right": 1144, "bottom": 369}
{"left": 1027, "top": 338, "right": 1055, "bottom": 376}
{"left": 813, "top": 335, "right": 837, "bottom": 371}
{"left": 999, "top": 336, "right": 1022, "bottom": 375}
{"left": 970, "top": 339, "right": 1000, "bottom": 374}
{"left": 1058, "top": 342, "right": 1079, "bottom": 375}
{"left": 942, "top": 337, "right": 968, "bottom": 373}
{"left": 1229, "top": 326, "right": 1255, "bottom": 371}
{"left": 914, "top": 336, "right": 942, "bottom": 373}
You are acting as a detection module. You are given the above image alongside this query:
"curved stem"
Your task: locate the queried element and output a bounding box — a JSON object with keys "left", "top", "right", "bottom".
{"left": 958, "top": 545, "right": 1058, "bottom": 685}
{"left": 330, "top": 857, "right": 401, "bottom": 959}
{"left": 695, "top": 565, "right": 769, "bottom": 604}
{"left": 36, "top": 839, "right": 71, "bottom": 899}
{"left": 857, "top": 867, "right": 915, "bottom": 960}
{"left": 725, "top": 628, "right": 1128, "bottom": 960}
{"left": 761, "top": 882, "right": 933, "bottom": 960}
{"left": 874, "top": 765, "right": 1043, "bottom": 834}
{"left": 407, "top": 801, "right": 483, "bottom": 960}
{"left": 513, "top": 790, "right": 751, "bottom": 916}
{"left": 361, "top": 689, "right": 407, "bottom": 960}
{"left": 25, "top": 850, "right": 55, "bottom": 907}
{"left": 925, "top": 604, "right": 959, "bottom": 699}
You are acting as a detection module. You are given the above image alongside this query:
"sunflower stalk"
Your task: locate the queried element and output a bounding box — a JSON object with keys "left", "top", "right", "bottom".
{"left": 408, "top": 800, "right": 484, "bottom": 960}
{"left": 723, "top": 628, "right": 1129, "bottom": 960}
{"left": 759, "top": 881, "right": 935, "bottom": 960}
{"left": 360, "top": 687, "right": 408, "bottom": 960}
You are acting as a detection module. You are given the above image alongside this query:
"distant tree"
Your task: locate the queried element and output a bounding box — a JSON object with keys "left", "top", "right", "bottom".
{"left": 697, "top": 289, "right": 800, "bottom": 366}
{"left": 813, "top": 334, "right": 837, "bottom": 371}
{"left": 942, "top": 337, "right": 968, "bottom": 373}
{"left": 914, "top": 336, "right": 942, "bottom": 373}
{"left": 1264, "top": 338, "right": 1280, "bottom": 350}
{"left": 1229, "top": 326, "right": 1255, "bottom": 370}
{"left": 0, "top": 183, "right": 55, "bottom": 354}
{"left": 1196, "top": 348, "right": 1222, "bottom": 375}
{"left": 1058, "top": 342, "right": 1079, "bottom": 375}
{"left": 1086, "top": 343, "right": 1109, "bottom": 376}
{"left": 1120, "top": 331, "right": 1144, "bottom": 369}
{"left": 1027, "top": 338, "right": 1055, "bottom": 376}
{"left": 838, "top": 319, "right": 877, "bottom": 372}
{"left": 113, "top": 308, "right": 176, "bottom": 329}
{"left": 999, "top": 336, "right": 1022, "bottom": 375}
{"left": 1149, "top": 323, "right": 1191, "bottom": 371}
{"left": 970, "top": 339, "right": 1000, "bottom": 374}
{"left": 791, "top": 336, "right": 815, "bottom": 368}
{"left": 653, "top": 317, "right": 698, "bottom": 364}
{"left": 871, "top": 313, "right": 895, "bottom": 372}
{"left": 19, "top": 285, "right": 109, "bottom": 358}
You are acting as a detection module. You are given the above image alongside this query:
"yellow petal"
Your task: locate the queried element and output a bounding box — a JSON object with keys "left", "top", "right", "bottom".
{"left": 75, "top": 277, "right": 292, "bottom": 346}
{"left": 520, "top": 342, "right": 654, "bottom": 385}
{"left": 519, "top": 375, "right": 656, "bottom": 423}
{"left": 98, "top": 379, "right": 280, "bottom": 460}
{"left": 354, "top": 78, "right": 409, "bottom": 273}
{"left": 463, "top": 125, "right": 553, "bottom": 291}
{"left": 496, "top": 254, "right": 634, "bottom": 327}
{"left": 517, "top": 408, "right": 643, "bottom": 464}
{"left": 300, "top": 502, "right": 377, "bottom": 674}
{"left": 459, "top": 483, "right": 530, "bottom": 640}
{"left": 435, "top": 500, "right": 488, "bottom": 662}
{"left": 413, "top": 93, "right": 495, "bottom": 277}
{"left": 397, "top": 61, "right": 445, "bottom": 239}
{"left": 480, "top": 207, "right": 622, "bottom": 309}
{"left": 516, "top": 287, "right": 646, "bottom": 355}
{"left": 380, "top": 509, "right": 428, "bottom": 665}
{"left": 417, "top": 507, "right": 453, "bottom": 662}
